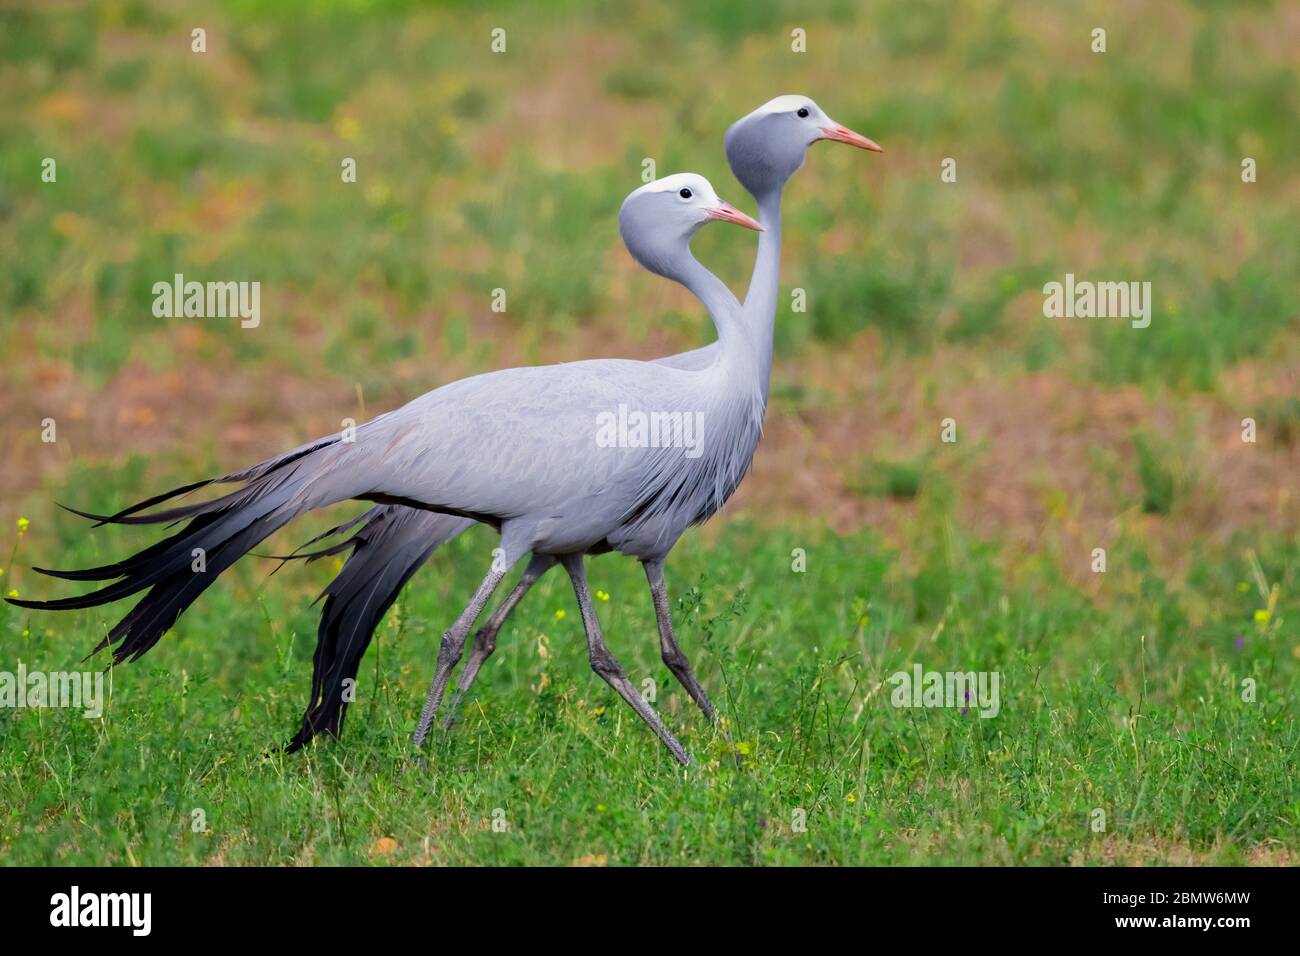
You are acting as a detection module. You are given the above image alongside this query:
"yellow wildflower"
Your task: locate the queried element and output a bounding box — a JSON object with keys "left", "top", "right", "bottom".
{"left": 335, "top": 116, "right": 361, "bottom": 141}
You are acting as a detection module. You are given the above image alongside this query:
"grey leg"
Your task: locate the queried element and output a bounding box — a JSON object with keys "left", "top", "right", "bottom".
{"left": 413, "top": 561, "right": 508, "bottom": 748}
{"left": 442, "top": 553, "right": 557, "bottom": 729}
{"left": 560, "top": 554, "right": 692, "bottom": 766}
{"left": 644, "top": 557, "right": 718, "bottom": 723}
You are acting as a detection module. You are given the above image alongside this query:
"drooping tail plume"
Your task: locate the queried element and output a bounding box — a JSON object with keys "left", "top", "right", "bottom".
{"left": 7, "top": 435, "right": 352, "bottom": 666}
{"left": 278, "top": 505, "right": 473, "bottom": 751}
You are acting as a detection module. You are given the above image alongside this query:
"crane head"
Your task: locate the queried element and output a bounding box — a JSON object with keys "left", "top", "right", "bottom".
{"left": 725, "top": 95, "right": 881, "bottom": 198}
{"left": 619, "top": 173, "right": 762, "bottom": 279}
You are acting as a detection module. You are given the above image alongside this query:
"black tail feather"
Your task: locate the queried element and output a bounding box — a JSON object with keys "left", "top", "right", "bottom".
{"left": 33, "top": 509, "right": 228, "bottom": 583}
{"left": 13, "top": 474, "right": 302, "bottom": 613}
{"left": 3, "top": 431, "right": 484, "bottom": 754}
{"left": 285, "top": 506, "right": 470, "bottom": 751}
{"left": 89, "top": 500, "right": 302, "bottom": 664}
{"left": 55, "top": 475, "right": 216, "bottom": 528}
{"left": 7, "top": 438, "right": 345, "bottom": 668}
{"left": 253, "top": 512, "right": 373, "bottom": 568}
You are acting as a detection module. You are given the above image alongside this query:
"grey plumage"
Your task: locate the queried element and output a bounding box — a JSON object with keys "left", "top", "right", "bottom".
{"left": 287, "top": 96, "right": 880, "bottom": 752}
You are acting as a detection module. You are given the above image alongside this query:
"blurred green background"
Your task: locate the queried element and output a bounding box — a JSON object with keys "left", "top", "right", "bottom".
{"left": 0, "top": 1, "right": 1297, "bottom": 865}
{"left": 2, "top": 0, "right": 1297, "bottom": 549}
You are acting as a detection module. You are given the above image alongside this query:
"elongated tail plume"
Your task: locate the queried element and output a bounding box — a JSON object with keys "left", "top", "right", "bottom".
{"left": 8, "top": 435, "right": 356, "bottom": 667}
{"left": 279, "top": 505, "right": 473, "bottom": 751}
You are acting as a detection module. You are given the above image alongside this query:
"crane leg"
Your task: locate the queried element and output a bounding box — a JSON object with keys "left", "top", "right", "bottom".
{"left": 441, "top": 553, "right": 557, "bottom": 729}
{"left": 560, "top": 553, "right": 692, "bottom": 766}
{"left": 643, "top": 557, "right": 722, "bottom": 726}
{"left": 412, "top": 560, "right": 508, "bottom": 748}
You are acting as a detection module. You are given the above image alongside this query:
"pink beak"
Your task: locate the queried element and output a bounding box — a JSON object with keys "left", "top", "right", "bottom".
{"left": 819, "top": 123, "right": 883, "bottom": 152}
{"left": 706, "top": 201, "right": 764, "bottom": 232}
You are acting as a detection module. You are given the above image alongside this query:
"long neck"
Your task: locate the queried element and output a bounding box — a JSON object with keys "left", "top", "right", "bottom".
{"left": 743, "top": 187, "right": 784, "bottom": 404}
{"left": 671, "top": 251, "right": 746, "bottom": 351}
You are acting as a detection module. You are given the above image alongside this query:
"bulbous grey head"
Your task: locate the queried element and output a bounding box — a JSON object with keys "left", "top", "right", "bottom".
{"left": 618, "top": 173, "right": 762, "bottom": 280}
{"left": 724, "top": 94, "right": 881, "bottom": 198}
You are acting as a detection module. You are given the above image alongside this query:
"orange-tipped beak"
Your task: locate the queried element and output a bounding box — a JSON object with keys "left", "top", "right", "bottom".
{"left": 819, "top": 123, "right": 883, "bottom": 152}
{"left": 706, "top": 201, "right": 764, "bottom": 232}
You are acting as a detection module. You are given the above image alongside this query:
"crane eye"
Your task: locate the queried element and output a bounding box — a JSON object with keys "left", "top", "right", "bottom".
{"left": 797, "top": 107, "right": 810, "bottom": 118}
{"left": 678, "top": 187, "right": 692, "bottom": 199}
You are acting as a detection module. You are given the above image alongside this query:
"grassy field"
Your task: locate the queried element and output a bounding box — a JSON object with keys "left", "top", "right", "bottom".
{"left": 1, "top": 0, "right": 1298, "bottom": 865}
{"left": 3, "top": 489, "right": 1296, "bottom": 865}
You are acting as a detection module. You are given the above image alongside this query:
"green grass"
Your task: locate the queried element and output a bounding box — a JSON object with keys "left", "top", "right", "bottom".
{"left": 853, "top": 455, "right": 927, "bottom": 500}
{"left": 1132, "top": 432, "right": 1177, "bottom": 516}
{"left": 1, "top": 480, "right": 1295, "bottom": 866}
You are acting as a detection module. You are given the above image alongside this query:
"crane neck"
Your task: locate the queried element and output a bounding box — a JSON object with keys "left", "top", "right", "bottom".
{"left": 743, "top": 187, "right": 784, "bottom": 404}
{"left": 674, "top": 252, "right": 746, "bottom": 352}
